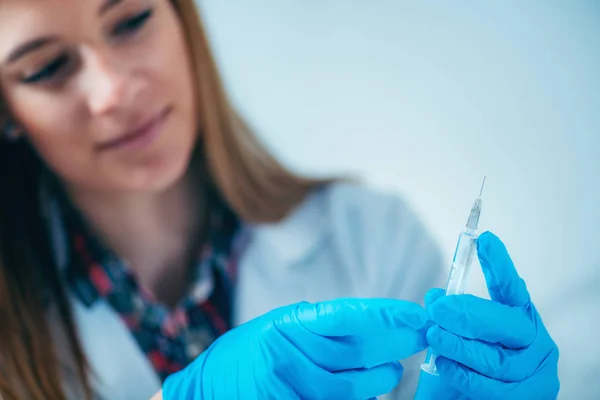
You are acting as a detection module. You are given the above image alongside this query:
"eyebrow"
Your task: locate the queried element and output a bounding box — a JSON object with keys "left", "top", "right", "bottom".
{"left": 4, "top": 37, "right": 58, "bottom": 65}
{"left": 99, "top": 0, "right": 123, "bottom": 15}
{"left": 3, "top": 0, "right": 124, "bottom": 66}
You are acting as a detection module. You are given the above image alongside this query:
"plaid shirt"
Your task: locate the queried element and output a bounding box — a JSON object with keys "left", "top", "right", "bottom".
{"left": 57, "top": 189, "right": 240, "bottom": 381}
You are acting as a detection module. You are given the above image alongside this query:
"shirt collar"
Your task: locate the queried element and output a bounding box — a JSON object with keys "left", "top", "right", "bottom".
{"left": 40, "top": 175, "right": 241, "bottom": 309}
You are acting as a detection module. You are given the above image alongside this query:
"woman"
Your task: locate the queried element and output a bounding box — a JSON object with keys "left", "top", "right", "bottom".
{"left": 0, "top": 0, "right": 559, "bottom": 399}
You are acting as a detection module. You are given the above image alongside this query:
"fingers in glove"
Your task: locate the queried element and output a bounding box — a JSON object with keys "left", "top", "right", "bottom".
{"left": 427, "top": 294, "right": 536, "bottom": 349}
{"left": 424, "top": 288, "right": 445, "bottom": 310}
{"left": 436, "top": 356, "right": 523, "bottom": 400}
{"left": 275, "top": 303, "right": 429, "bottom": 371}
{"left": 333, "top": 361, "right": 404, "bottom": 400}
{"left": 477, "top": 232, "right": 531, "bottom": 308}
{"left": 294, "top": 298, "right": 430, "bottom": 336}
{"left": 436, "top": 356, "right": 560, "bottom": 400}
{"left": 427, "top": 326, "right": 542, "bottom": 382}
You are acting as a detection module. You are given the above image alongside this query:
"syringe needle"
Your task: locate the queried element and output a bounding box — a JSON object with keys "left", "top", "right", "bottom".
{"left": 478, "top": 175, "right": 487, "bottom": 198}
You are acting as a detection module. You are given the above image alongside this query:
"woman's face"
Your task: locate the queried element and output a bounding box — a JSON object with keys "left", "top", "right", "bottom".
{"left": 0, "top": 0, "right": 198, "bottom": 193}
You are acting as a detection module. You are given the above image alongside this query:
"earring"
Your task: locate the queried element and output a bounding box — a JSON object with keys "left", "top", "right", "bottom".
{"left": 1, "top": 120, "right": 21, "bottom": 141}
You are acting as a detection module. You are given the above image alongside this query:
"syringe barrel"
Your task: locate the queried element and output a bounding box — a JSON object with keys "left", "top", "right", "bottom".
{"left": 445, "top": 230, "right": 478, "bottom": 296}
{"left": 421, "top": 229, "right": 479, "bottom": 376}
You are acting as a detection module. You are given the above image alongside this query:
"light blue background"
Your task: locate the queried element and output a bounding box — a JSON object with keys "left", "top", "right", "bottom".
{"left": 198, "top": 1, "right": 599, "bottom": 398}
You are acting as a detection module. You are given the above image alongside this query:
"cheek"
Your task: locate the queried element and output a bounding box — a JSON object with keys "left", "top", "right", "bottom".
{"left": 8, "top": 80, "right": 88, "bottom": 139}
{"left": 9, "top": 98, "right": 132, "bottom": 192}
{"left": 10, "top": 97, "right": 79, "bottom": 162}
{"left": 9, "top": 95, "right": 95, "bottom": 179}
{"left": 24, "top": 121, "right": 101, "bottom": 187}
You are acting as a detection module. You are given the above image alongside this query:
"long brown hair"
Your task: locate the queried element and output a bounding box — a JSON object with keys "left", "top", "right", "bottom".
{"left": 0, "top": 1, "right": 327, "bottom": 398}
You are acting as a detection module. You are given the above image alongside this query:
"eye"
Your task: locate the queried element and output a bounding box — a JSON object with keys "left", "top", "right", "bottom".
{"left": 112, "top": 8, "right": 154, "bottom": 37}
{"left": 22, "top": 53, "right": 71, "bottom": 84}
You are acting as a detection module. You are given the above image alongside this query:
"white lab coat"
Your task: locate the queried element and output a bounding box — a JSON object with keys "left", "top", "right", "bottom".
{"left": 47, "top": 182, "right": 445, "bottom": 399}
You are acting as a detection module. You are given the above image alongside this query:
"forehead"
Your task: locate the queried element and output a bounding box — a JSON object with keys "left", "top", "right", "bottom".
{"left": 0, "top": 0, "right": 105, "bottom": 60}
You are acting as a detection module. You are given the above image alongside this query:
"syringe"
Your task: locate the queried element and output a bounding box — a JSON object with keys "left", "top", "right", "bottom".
{"left": 421, "top": 175, "right": 487, "bottom": 376}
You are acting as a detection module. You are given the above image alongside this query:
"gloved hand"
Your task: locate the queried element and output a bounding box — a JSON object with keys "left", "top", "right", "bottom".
{"left": 162, "top": 297, "right": 431, "bottom": 400}
{"left": 422, "top": 231, "right": 560, "bottom": 399}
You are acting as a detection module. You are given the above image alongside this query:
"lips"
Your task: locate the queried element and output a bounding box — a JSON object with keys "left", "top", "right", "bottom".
{"left": 98, "top": 107, "right": 171, "bottom": 152}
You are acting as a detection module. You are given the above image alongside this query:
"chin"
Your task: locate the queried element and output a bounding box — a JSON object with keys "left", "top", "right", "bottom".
{"left": 123, "top": 147, "right": 194, "bottom": 194}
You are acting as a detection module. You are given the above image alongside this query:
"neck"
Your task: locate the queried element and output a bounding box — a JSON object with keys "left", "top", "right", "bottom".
{"left": 65, "top": 168, "right": 206, "bottom": 305}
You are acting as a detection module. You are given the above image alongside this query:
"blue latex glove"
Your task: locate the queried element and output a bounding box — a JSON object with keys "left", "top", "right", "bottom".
{"left": 422, "top": 231, "right": 560, "bottom": 399}
{"left": 162, "top": 298, "right": 431, "bottom": 400}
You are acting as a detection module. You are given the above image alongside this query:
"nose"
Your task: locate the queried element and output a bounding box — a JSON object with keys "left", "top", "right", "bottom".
{"left": 83, "top": 49, "right": 143, "bottom": 116}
